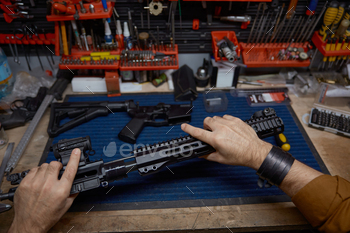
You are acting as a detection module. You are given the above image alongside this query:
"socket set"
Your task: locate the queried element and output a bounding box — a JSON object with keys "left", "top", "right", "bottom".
{"left": 309, "top": 108, "right": 350, "bottom": 138}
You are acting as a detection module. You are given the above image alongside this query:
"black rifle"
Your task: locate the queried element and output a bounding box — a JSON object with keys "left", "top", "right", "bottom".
{"left": 0, "top": 87, "right": 47, "bottom": 130}
{"left": 48, "top": 101, "right": 192, "bottom": 144}
{"left": 1, "top": 108, "right": 283, "bottom": 201}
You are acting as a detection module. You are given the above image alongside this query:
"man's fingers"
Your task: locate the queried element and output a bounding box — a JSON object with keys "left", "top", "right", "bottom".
{"left": 200, "top": 152, "right": 221, "bottom": 163}
{"left": 45, "top": 161, "right": 63, "bottom": 180}
{"left": 34, "top": 163, "right": 49, "bottom": 179}
{"left": 25, "top": 167, "right": 39, "bottom": 180}
{"left": 64, "top": 193, "right": 79, "bottom": 211}
{"left": 203, "top": 117, "right": 220, "bottom": 131}
{"left": 212, "top": 116, "right": 232, "bottom": 125}
{"left": 60, "top": 148, "right": 81, "bottom": 188}
{"left": 181, "top": 123, "right": 212, "bottom": 144}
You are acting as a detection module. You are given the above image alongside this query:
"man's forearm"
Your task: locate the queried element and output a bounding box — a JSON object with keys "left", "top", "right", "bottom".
{"left": 278, "top": 160, "right": 323, "bottom": 197}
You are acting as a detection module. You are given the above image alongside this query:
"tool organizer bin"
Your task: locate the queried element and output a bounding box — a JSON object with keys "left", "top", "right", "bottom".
{"left": 0, "top": 33, "right": 56, "bottom": 45}
{"left": 239, "top": 42, "right": 310, "bottom": 67}
{"left": 312, "top": 31, "right": 350, "bottom": 56}
{"left": 309, "top": 107, "right": 350, "bottom": 138}
{"left": 46, "top": 2, "right": 114, "bottom": 22}
{"left": 211, "top": 31, "right": 240, "bottom": 62}
{"left": 308, "top": 83, "right": 350, "bottom": 138}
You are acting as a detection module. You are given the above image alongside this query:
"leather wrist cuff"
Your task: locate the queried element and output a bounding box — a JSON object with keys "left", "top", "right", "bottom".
{"left": 256, "top": 146, "right": 295, "bottom": 188}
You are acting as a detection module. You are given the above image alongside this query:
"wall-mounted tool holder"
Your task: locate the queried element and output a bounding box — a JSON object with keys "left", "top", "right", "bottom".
{"left": 119, "top": 45, "right": 179, "bottom": 71}
{"left": 0, "top": 0, "right": 33, "bottom": 23}
{"left": 240, "top": 42, "right": 310, "bottom": 67}
{"left": 312, "top": 31, "right": 350, "bottom": 56}
{"left": 46, "top": 2, "right": 114, "bottom": 21}
{"left": 0, "top": 33, "right": 55, "bottom": 45}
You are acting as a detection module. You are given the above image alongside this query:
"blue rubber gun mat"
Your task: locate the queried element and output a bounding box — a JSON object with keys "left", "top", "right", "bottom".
{"left": 40, "top": 92, "right": 328, "bottom": 212}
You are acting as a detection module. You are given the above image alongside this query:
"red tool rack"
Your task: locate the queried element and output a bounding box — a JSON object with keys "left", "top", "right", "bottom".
{"left": 0, "top": 33, "right": 55, "bottom": 45}
{"left": 46, "top": 2, "right": 114, "bottom": 21}
{"left": 49, "top": 1, "right": 119, "bottom": 70}
{"left": 312, "top": 31, "right": 350, "bottom": 56}
{"left": 119, "top": 45, "right": 179, "bottom": 71}
{"left": 239, "top": 42, "right": 311, "bottom": 67}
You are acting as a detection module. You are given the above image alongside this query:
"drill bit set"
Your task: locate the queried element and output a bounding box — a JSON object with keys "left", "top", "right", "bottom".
{"left": 119, "top": 46, "right": 179, "bottom": 71}
{"left": 309, "top": 108, "right": 350, "bottom": 138}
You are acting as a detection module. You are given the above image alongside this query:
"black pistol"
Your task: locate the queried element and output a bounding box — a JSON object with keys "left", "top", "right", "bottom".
{"left": 0, "top": 87, "right": 47, "bottom": 130}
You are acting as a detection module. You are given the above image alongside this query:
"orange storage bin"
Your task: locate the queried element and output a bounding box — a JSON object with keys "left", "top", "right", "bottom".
{"left": 211, "top": 31, "right": 240, "bottom": 62}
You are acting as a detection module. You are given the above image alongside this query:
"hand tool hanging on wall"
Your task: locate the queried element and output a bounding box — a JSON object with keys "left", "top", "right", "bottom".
{"left": 252, "top": 3, "right": 267, "bottom": 43}
{"left": 42, "top": 29, "right": 55, "bottom": 65}
{"left": 247, "top": 2, "right": 263, "bottom": 43}
{"left": 219, "top": 16, "right": 251, "bottom": 29}
{"left": 330, "top": 2, "right": 345, "bottom": 32}
{"left": 5, "top": 36, "right": 16, "bottom": 63}
{"left": 286, "top": 0, "right": 298, "bottom": 19}
{"left": 269, "top": 3, "right": 285, "bottom": 43}
{"left": 26, "top": 24, "right": 44, "bottom": 71}
{"left": 14, "top": 28, "right": 31, "bottom": 70}
{"left": 60, "top": 21, "right": 69, "bottom": 55}
{"left": 279, "top": 11, "right": 295, "bottom": 43}
{"left": 319, "top": 1, "right": 339, "bottom": 40}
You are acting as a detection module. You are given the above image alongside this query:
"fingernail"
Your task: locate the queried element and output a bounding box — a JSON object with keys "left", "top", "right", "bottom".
{"left": 73, "top": 148, "right": 80, "bottom": 155}
{"left": 181, "top": 124, "right": 186, "bottom": 130}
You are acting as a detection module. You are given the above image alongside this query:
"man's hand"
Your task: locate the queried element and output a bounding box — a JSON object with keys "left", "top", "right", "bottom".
{"left": 8, "top": 148, "right": 81, "bottom": 233}
{"left": 181, "top": 115, "right": 272, "bottom": 170}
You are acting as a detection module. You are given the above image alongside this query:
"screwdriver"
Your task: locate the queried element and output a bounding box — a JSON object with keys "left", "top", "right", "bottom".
{"left": 330, "top": 2, "right": 346, "bottom": 32}
{"left": 60, "top": 21, "right": 69, "bottom": 55}
{"left": 333, "top": 36, "right": 344, "bottom": 66}
{"left": 335, "top": 36, "right": 346, "bottom": 65}
{"left": 319, "top": 35, "right": 331, "bottom": 70}
{"left": 339, "top": 36, "right": 350, "bottom": 67}
{"left": 319, "top": 1, "right": 339, "bottom": 40}
{"left": 336, "top": 19, "right": 350, "bottom": 37}
{"left": 274, "top": 133, "right": 291, "bottom": 152}
{"left": 286, "top": 0, "right": 298, "bottom": 19}
{"left": 328, "top": 37, "right": 337, "bottom": 69}
{"left": 344, "top": 8, "right": 350, "bottom": 20}
{"left": 306, "top": 0, "right": 319, "bottom": 16}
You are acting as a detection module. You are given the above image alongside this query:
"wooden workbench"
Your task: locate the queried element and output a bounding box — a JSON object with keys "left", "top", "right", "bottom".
{"left": 0, "top": 83, "right": 349, "bottom": 233}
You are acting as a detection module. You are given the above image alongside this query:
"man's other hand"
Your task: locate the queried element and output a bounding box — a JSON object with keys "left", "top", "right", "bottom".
{"left": 181, "top": 115, "right": 272, "bottom": 170}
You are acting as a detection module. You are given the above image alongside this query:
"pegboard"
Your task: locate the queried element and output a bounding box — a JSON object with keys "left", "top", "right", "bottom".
{"left": 0, "top": 0, "right": 329, "bottom": 55}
